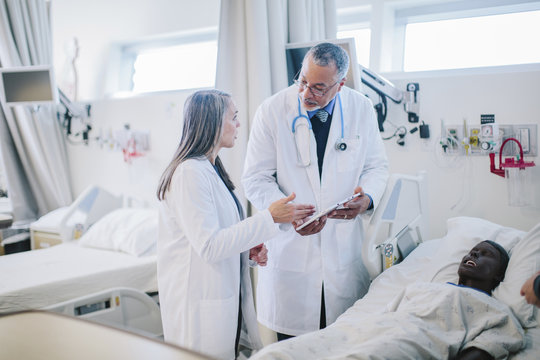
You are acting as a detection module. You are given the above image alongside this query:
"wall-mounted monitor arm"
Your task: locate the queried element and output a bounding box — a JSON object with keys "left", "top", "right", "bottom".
{"left": 359, "top": 65, "right": 403, "bottom": 104}
{"left": 359, "top": 66, "right": 422, "bottom": 133}
{"left": 58, "top": 89, "right": 90, "bottom": 119}
{"left": 58, "top": 89, "right": 91, "bottom": 141}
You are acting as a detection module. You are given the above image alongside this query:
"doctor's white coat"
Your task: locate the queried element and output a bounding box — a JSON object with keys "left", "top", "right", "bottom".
{"left": 158, "top": 158, "right": 281, "bottom": 360}
{"left": 242, "top": 85, "right": 389, "bottom": 336}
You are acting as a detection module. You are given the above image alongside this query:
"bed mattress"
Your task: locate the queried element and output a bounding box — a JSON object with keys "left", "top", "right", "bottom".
{"left": 0, "top": 242, "right": 157, "bottom": 312}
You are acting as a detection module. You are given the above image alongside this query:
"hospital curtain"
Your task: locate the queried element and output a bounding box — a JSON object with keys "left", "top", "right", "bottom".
{"left": 0, "top": 0, "right": 72, "bottom": 225}
{"left": 215, "top": 0, "right": 337, "bottom": 208}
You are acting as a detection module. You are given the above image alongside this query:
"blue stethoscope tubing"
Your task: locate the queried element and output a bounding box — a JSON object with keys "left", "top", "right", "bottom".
{"left": 291, "top": 93, "right": 344, "bottom": 140}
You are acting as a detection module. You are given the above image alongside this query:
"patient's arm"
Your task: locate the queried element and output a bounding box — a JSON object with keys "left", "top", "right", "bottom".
{"left": 455, "top": 347, "right": 494, "bottom": 360}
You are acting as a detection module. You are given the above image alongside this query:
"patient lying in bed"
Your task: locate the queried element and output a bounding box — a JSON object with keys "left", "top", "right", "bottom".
{"left": 251, "top": 241, "right": 524, "bottom": 360}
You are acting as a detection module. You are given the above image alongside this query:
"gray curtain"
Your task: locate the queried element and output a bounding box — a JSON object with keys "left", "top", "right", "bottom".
{"left": 0, "top": 0, "right": 72, "bottom": 225}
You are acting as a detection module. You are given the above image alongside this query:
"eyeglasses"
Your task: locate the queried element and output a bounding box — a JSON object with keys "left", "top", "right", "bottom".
{"left": 294, "top": 78, "right": 339, "bottom": 97}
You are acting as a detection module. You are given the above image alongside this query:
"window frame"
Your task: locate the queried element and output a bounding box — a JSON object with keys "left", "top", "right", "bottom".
{"left": 336, "top": 0, "right": 540, "bottom": 73}
{"left": 116, "top": 27, "right": 218, "bottom": 95}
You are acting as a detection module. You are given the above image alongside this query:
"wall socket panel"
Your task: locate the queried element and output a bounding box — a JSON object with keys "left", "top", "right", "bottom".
{"left": 441, "top": 124, "right": 537, "bottom": 156}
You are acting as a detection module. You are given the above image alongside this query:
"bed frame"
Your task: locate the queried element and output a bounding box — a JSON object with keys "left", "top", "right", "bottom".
{"left": 45, "top": 287, "right": 163, "bottom": 339}
{"left": 362, "top": 171, "right": 428, "bottom": 280}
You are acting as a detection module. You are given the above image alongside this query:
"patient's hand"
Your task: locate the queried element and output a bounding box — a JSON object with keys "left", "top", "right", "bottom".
{"left": 455, "top": 347, "right": 494, "bottom": 360}
{"left": 249, "top": 244, "right": 268, "bottom": 266}
{"left": 293, "top": 215, "right": 327, "bottom": 236}
{"left": 520, "top": 271, "right": 540, "bottom": 307}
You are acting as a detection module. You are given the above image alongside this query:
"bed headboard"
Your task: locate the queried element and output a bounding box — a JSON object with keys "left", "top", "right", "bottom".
{"left": 30, "top": 186, "right": 123, "bottom": 246}
{"left": 362, "top": 171, "right": 428, "bottom": 280}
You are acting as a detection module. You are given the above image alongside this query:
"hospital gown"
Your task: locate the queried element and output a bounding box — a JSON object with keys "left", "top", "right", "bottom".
{"left": 250, "top": 282, "right": 524, "bottom": 360}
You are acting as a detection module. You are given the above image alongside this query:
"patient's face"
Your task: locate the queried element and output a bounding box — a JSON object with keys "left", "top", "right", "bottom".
{"left": 458, "top": 241, "right": 502, "bottom": 283}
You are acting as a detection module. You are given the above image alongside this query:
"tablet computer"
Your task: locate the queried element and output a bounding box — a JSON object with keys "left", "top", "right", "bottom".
{"left": 296, "top": 193, "right": 362, "bottom": 231}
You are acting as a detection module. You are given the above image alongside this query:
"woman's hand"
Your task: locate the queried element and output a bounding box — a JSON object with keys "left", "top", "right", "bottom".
{"left": 269, "top": 193, "right": 315, "bottom": 224}
{"left": 249, "top": 244, "right": 268, "bottom": 266}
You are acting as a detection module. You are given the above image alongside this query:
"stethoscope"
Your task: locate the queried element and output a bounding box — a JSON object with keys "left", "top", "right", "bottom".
{"left": 291, "top": 93, "right": 347, "bottom": 167}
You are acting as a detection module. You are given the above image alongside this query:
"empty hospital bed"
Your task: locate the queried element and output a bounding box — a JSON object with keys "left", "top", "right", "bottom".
{"left": 0, "top": 206, "right": 162, "bottom": 338}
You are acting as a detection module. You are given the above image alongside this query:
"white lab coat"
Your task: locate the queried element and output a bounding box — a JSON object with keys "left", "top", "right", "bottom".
{"left": 242, "top": 85, "right": 389, "bottom": 336}
{"left": 157, "top": 157, "right": 281, "bottom": 360}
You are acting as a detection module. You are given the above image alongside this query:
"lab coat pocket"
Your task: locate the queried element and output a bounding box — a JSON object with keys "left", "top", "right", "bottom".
{"left": 266, "top": 231, "right": 309, "bottom": 272}
{"left": 337, "top": 138, "right": 362, "bottom": 173}
{"left": 199, "top": 295, "right": 237, "bottom": 358}
{"left": 334, "top": 221, "right": 362, "bottom": 270}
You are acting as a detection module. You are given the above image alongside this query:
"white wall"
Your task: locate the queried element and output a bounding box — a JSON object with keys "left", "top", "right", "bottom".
{"left": 66, "top": 91, "right": 192, "bottom": 208}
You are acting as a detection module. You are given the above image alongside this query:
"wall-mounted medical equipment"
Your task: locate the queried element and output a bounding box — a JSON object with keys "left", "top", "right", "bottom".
{"left": 113, "top": 124, "right": 151, "bottom": 164}
{"left": 0, "top": 65, "right": 92, "bottom": 144}
{"left": 404, "top": 82, "right": 419, "bottom": 123}
{"left": 440, "top": 117, "right": 537, "bottom": 157}
{"left": 30, "top": 186, "right": 123, "bottom": 249}
{"left": 58, "top": 88, "right": 92, "bottom": 144}
{"left": 490, "top": 138, "right": 536, "bottom": 207}
{"left": 0, "top": 66, "right": 58, "bottom": 106}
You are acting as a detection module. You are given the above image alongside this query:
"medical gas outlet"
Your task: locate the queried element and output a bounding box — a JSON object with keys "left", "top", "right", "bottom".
{"left": 440, "top": 122, "right": 537, "bottom": 157}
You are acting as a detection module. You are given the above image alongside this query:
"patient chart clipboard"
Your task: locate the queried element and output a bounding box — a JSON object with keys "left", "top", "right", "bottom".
{"left": 296, "top": 193, "right": 362, "bottom": 230}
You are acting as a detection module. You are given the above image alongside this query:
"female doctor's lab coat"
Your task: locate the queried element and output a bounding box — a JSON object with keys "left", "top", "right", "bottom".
{"left": 242, "top": 85, "right": 389, "bottom": 336}
{"left": 157, "top": 158, "right": 281, "bottom": 360}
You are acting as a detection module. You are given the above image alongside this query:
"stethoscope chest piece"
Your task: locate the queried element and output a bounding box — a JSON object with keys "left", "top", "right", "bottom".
{"left": 335, "top": 139, "right": 347, "bottom": 151}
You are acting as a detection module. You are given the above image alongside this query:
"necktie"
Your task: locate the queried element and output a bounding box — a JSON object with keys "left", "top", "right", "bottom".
{"left": 315, "top": 109, "right": 329, "bottom": 123}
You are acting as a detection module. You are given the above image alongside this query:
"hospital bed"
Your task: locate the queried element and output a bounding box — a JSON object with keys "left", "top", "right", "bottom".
{"left": 251, "top": 214, "right": 540, "bottom": 359}
{"left": 0, "top": 311, "right": 210, "bottom": 360}
{"left": 0, "top": 206, "right": 162, "bottom": 338}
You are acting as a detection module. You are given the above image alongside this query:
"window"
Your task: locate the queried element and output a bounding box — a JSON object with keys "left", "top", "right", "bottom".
{"left": 403, "top": 10, "right": 540, "bottom": 71}
{"left": 337, "top": 28, "right": 371, "bottom": 67}
{"left": 337, "top": 2, "right": 371, "bottom": 67}
{"left": 337, "top": 0, "right": 540, "bottom": 72}
{"left": 118, "top": 28, "right": 218, "bottom": 94}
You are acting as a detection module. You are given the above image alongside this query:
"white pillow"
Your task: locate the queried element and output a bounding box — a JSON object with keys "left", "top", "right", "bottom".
{"left": 430, "top": 216, "right": 525, "bottom": 284}
{"left": 493, "top": 222, "right": 540, "bottom": 328}
{"left": 79, "top": 208, "right": 158, "bottom": 256}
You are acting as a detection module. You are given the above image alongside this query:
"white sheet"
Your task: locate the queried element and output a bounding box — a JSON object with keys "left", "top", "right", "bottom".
{"left": 0, "top": 242, "right": 157, "bottom": 312}
{"left": 251, "top": 282, "right": 524, "bottom": 359}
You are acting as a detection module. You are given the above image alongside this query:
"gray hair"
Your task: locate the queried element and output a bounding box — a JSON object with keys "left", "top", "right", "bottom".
{"left": 304, "top": 42, "right": 350, "bottom": 80}
{"left": 157, "top": 89, "right": 234, "bottom": 200}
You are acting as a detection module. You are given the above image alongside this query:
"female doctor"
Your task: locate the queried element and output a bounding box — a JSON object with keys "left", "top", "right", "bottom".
{"left": 156, "top": 90, "right": 315, "bottom": 360}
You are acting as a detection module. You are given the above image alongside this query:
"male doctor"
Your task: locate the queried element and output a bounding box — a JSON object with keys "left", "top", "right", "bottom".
{"left": 242, "top": 42, "right": 389, "bottom": 340}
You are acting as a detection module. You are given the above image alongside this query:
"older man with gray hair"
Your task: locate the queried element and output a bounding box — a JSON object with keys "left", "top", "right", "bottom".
{"left": 242, "top": 42, "right": 389, "bottom": 340}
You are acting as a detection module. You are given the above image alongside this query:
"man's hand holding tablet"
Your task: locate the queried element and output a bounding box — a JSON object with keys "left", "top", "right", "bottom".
{"left": 295, "top": 191, "right": 364, "bottom": 232}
